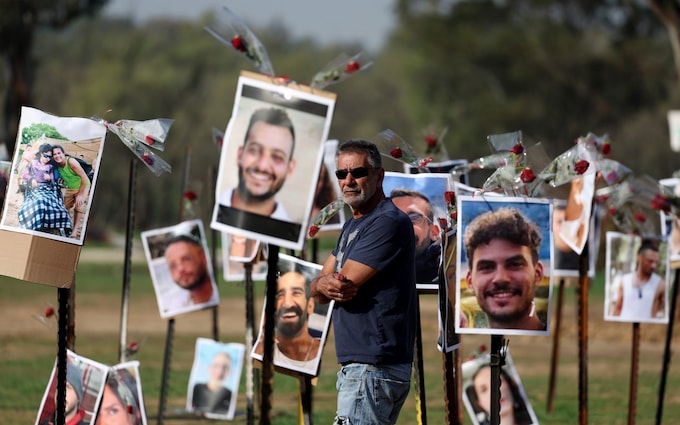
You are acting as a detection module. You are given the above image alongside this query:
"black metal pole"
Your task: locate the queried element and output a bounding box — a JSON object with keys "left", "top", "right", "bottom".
{"left": 655, "top": 268, "right": 680, "bottom": 424}
{"left": 414, "top": 296, "right": 427, "bottom": 425}
{"left": 55, "top": 287, "right": 69, "bottom": 425}
{"left": 118, "top": 160, "right": 137, "bottom": 363}
{"left": 489, "top": 335, "right": 504, "bottom": 425}
{"left": 157, "top": 318, "right": 175, "bottom": 424}
{"left": 577, "top": 243, "right": 589, "bottom": 425}
{"left": 245, "top": 262, "right": 256, "bottom": 425}
{"left": 259, "top": 246, "right": 279, "bottom": 425}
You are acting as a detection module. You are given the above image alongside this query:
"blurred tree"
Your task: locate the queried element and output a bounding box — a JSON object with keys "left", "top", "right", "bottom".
{"left": 0, "top": 0, "right": 108, "bottom": 156}
{"left": 648, "top": 0, "right": 680, "bottom": 85}
{"left": 390, "top": 0, "right": 676, "bottom": 168}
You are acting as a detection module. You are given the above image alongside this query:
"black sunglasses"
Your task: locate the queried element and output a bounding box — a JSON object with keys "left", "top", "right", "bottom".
{"left": 335, "top": 167, "right": 371, "bottom": 180}
{"left": 42, "top": 153, "right": 52, "bottom": 159}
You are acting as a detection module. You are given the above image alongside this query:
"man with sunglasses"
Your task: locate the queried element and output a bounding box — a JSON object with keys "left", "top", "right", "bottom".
{"left": 391, "top": 188, "right": 441, "bottom": 283}
{"left": 311, "top": 139, "right": 417, "bottom": 425}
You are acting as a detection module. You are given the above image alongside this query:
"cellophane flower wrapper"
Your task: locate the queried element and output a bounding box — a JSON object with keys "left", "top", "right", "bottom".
{"left": 204, "top": 6, "right": 275, "bottom": 76}
{"left": 109, "top": 118, "right": 173, "bottom": 151}
{"left": 376, "top": 129, "right": 432, "bottom": 172}
{"left": 91, "top": 116, "right": 172, "bottom": 176}
{"left": 626, "top": 175, "right": 680, "bottom": 217}
{"left": 487, "top": 130, "right": 523, "bottom": 153}
{"left": 308, "top": 199, "right": 346, "bottom": 237}
{"left": 450, "top": 152, "right": 514, "bottom": 177}
{"left": 596, "top": 159, "right": 631, "bottom": 186}
{"left": 577, "top": 132, "right": 611, "bottom": 156}
{"left": 537, "top": 141, "right": 597, "bottom": 187}
{"left": 212, "top": 127, "right": 225, "bottom": 150}
{"left": 310, "top": 52, "right": 373, "bottom": 90}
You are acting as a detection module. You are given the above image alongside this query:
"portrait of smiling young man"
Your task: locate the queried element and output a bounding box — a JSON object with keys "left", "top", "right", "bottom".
{"left": 457, "top": 197, "right": 552, "bottom": 335}
{"left": 212, "top": 74, "right": 336, "bottom": 251}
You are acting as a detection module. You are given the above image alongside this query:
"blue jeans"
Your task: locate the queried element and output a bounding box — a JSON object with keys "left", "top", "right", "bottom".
{"left": 333, "top": 363, "right": 411, "bottom": 425}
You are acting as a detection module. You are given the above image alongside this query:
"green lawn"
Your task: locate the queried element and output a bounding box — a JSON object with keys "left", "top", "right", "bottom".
{"left": 1, "top": 256, "right": 680, "bottom": 424}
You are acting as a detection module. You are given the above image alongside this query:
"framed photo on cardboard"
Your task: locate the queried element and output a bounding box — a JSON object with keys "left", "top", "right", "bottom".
{"left": 456, "top": 195, "right": 553, "bottom": 336}
{"left": 141, "top": 220, "right": 220, "bottom": 319}
{"left": 211, "top": 71, "right": 336, "bottom": 251}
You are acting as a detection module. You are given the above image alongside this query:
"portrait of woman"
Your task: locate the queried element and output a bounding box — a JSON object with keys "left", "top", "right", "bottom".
{"left": 95, "top": 364, "right": 146, "bottom": 425}
{"left": 462, "top": 353, "right": 538, "bottom": 425}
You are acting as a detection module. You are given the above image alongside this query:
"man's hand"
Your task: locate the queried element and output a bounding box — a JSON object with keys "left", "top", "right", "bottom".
{"left": 311, "top": 273, "right": 358, "bottom": 304}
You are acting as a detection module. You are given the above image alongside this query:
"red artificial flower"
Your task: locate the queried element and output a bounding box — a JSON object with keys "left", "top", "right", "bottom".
{"left": 438, "top": 218, "right": 448, "bottom": 229}
{"left": 231, "top": 35, "right": 247, "bottom": 52}
{"left": 424, "top": 134, "right": 438, "bottom": 148}
{"left": 345, "top": 61, "right": 360, "bottom": 73}
{"left": 390, "top": 148, "right": 403, "bottom": 159}
{"left": 574, "top": 160, "right": 589, "bottom": 175}
{"left": 601, "top": 143, "right": 611, "bottom": 155}
{"left": 510, "top": 143, "right": 524, "bottom": 155}
{"left": 634, "top": 212, "right": 646, "bottom": 222}
{"left": 45, "top": 307, "right": 55, "bottom": 318}
{"left": 145, "top": 135, "right": 157, "bottom": 145}
{"left": 142, "top": 153, "right": 154, "bottom": 165}
{"left": 450, "top": 211, "right": 458, "bottom": 221}
{"left": 594, "top": 194, "right": 609, "bottom": 204}
{"left": 308, "top": 225, "right": 320, "bottom": 238}
{"left": 520, "top": 167, "right": 536, "bottom": 183}
{"left": 651, "top": 193, "right": 671, "bottom": 213}
{"left": 609, "top": 207, "right": 617, "bottom": 215}
{"left": 183, "top": 190, "right": 197, "bottom": 201}
{"left": 444, "top": 191, "right": 456, "bottom": 205}
{"left": 418, "top": 157, "right": 433, "bottom": 169}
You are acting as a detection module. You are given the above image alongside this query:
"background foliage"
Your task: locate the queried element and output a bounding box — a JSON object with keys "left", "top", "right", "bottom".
{"left": 1, "top": 0, "right": 680, "bottom": 238}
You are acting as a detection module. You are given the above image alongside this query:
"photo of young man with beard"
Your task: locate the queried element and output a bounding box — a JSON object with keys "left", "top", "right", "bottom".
{"left": 456, "top": 196, "right": 552, "bottom": 335}
{"left": 252, "top": 254, "right": 330, "bottom": 375}
{"left": 142, "top": 220, "right": 220, "bottom": 319}
{"left": 211, "top": 74, "right": 335, "bottom": 251}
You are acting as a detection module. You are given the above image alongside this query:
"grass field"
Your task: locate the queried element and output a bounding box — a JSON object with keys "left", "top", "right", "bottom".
{"left": 2, "top": 245, "right": 680, "bottom": 424}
